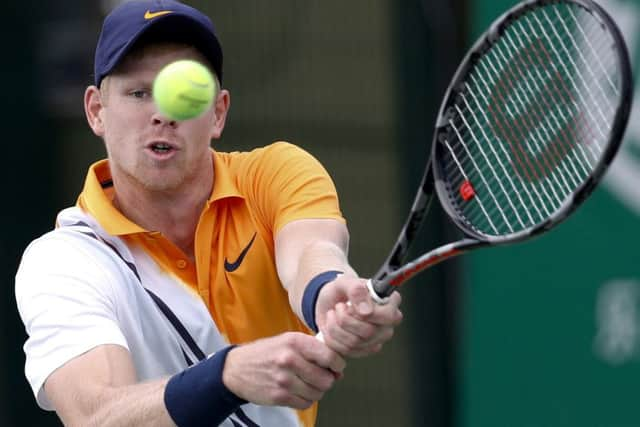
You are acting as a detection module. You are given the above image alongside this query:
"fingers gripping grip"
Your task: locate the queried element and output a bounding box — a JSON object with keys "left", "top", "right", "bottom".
{"left": 315, "top": 279, "right": 390, "bottom": 342}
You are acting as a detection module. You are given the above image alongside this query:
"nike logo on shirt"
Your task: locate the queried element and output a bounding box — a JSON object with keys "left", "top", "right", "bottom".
{"left": 224, "top": 233, "right": 257, "bottom": 272}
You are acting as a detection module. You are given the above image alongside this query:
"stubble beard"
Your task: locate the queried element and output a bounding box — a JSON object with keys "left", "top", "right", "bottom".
{"left": 118, "top": 155, "right": 191, "bottom": 194}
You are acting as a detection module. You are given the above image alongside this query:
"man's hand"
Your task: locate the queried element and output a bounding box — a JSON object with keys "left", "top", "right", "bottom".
{"left": 274, "top": 218, "right": 403, "bottom": 357}
{"left": 315, "top": 275, "right": 403, "bottom": 357}
{"left": 222, "top": 332, "right": 345, "bottom": 409}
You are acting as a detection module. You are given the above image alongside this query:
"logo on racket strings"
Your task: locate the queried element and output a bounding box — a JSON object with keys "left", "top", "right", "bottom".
{"left": 487, "top": 37, "right": 588, "bottom": 183}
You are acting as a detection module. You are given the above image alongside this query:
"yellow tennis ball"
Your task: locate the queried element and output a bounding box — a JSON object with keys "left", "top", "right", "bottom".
{"left": 153, "top": 60, "right": 217, "bottom": 121}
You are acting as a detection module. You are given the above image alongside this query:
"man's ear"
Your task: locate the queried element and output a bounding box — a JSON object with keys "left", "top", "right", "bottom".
{"left": 84, "top": 85, "right": 106, "bottom": 137}
{"left": 210, "top": 89, "right": 231, "bottom": 140}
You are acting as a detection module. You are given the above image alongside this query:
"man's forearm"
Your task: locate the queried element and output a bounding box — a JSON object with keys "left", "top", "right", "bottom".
{"left": 47, "top": 344, "right": 244, "bottom": 427}
{"left": 285, "top": 239, "right": 357, "bottom": 323}
{"left": 275, "top": 219, "right": 357, "bottom": 329}
{"left": 50, "top": 377, "right": 174, "bottom": 427}
{"left": 94, "top": 380, "right": 174, "bottom": 427}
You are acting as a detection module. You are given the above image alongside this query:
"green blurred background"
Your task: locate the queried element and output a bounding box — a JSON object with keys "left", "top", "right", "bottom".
{"left": 2, "top": 1, "right": 639, "bottom": 426}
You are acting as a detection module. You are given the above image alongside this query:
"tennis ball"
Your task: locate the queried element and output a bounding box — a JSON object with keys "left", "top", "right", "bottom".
{"left": 153, "top": 60, "right": 217, "bottom": 121}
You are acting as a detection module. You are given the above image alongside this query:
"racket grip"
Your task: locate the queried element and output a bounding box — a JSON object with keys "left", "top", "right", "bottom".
{"left": 315, "top": 279, "right": 391, "bottom": 342}
{"left": 366, "top": 278, "right": 392, "bottom": 305}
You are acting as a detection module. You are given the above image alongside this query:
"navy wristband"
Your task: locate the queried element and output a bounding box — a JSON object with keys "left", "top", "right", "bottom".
{"left": 164, "top": 345, "right": 247, "bottom": 427}
{"left": 301, "top": 270, "right": 342, "bottom": 332}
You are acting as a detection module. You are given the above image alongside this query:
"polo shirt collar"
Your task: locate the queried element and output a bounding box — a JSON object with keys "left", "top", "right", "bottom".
{"left": 77, "top": 149, "right": 243, "bottom": 236}
{"left": 76, "top": 159, "right": 142, "bottom": 236}
{"left": 209, "top": 148, "right": 243, "bottom": 202}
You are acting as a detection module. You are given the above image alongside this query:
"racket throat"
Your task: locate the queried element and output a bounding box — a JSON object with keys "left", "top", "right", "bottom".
{"left": 373, "top": 238, "right": 482, "bottom": 297}
{"left": 388, "top": 244, "right": 463, "bottom": 286}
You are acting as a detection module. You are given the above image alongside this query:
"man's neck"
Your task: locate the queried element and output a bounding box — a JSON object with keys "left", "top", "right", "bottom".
{"left": 113, "top": 175, "right": 213, "bottom": 260}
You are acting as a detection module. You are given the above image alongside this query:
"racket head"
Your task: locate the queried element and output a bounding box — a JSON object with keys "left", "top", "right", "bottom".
{"left": 430, "top": 0, "right": 633, "bottom": 244}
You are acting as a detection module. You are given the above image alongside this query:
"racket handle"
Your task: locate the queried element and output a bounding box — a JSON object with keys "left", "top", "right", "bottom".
{"left": 366, "top": 278, "right": 392, "bottom": 305}
{"left": 315, "top": 279, "right": 391, "bottom": 342}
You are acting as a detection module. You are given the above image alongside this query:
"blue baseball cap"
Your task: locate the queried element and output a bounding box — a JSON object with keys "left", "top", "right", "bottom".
{"left": 94, "top": 0, "right": 223, "bottom": 87}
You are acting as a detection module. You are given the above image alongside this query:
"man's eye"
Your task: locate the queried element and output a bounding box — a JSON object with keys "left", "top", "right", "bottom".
{"left": 130, "top": 90, "right": 149, "bottom": 99}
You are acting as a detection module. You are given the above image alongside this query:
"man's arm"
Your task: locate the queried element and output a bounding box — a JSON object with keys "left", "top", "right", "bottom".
{"left": 44, "top": 344, "right": 173, "bottom": 427}
{"left": 45, "top": 335, "right": 344, "bottom": 426}
{"left": 275, "top": 218, "right": 356, "bottom": 315}
{"left": 275, "top": 219, "right": 403, "bottom": 357}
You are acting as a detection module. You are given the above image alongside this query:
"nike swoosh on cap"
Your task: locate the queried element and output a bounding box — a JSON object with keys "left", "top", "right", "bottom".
{"left": 224, "top": 233, "right": 257, "bottom": 272}
{"left": 144, "top": 10, "right": 173, "bottom": 20}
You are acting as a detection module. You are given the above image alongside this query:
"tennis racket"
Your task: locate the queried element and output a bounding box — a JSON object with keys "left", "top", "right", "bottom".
{"left": 356, "top": 0, "right": 631, "bottom": 306}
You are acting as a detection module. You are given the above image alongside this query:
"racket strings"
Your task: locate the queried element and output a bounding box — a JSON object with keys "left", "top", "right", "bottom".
{"left": 491, "top": 32, "right": 586, "bottom": 199}
{"left": 524, "top": 8, "right": 618, "bottom": 147}
{"left": 491, "top": 20, "right": 596, "bottom": 184}
{"left": 456, "top": 48, "right": 579, "bottom": 221}
{"left": 502, "top": 28, "right": 595, "bottom": 166}
{"left": 504, "top": 26, "right": 601, "bottom": 168}
{"left": 550, "top": 8, "right": 618, "bottom": 109}
{"left": 566, "top": 8, "right": 619, "bottom": 96}
{"left": 440, "top": 2, "right": 622, "bottom": 236}
{"left": 515, "top": 9, "right": 615, "bottom": 161}
{"left": 509, "top": 19, "right": 604, "bottom": 178}
{"left": 531, "top": 12, "right": 612, "bottom": 135}
{"left": 508, "top": 20, "right": 609, "bottom": 177}
{"left": 457, "top": 92, "right": 534, "bottom": 229}
{"left": 555, "top": 9, "right": 619, "bottom": 111}
{"left": 479, "top": 50, "right": 572, "bottom": 210}
{"left": 447, "top": 121, "right": 503, "bottom": 234}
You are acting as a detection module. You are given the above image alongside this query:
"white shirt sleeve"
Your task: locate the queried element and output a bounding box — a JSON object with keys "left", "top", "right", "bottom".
{"left": 15, "top": 230, "right": 129, "bottom": 410}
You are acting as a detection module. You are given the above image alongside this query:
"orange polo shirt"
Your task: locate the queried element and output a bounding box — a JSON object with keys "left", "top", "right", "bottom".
{"left": 77, "top": 141, "right": 345, "bottom": 426}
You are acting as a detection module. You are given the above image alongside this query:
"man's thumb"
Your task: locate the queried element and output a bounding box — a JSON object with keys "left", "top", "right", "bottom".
{"left": 349, "top": 283, "right": 373, "bottom": 316}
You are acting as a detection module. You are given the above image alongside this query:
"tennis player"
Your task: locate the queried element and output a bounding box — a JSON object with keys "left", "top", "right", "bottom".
{"left": 14, "top": 1, "right": 401, "bottom": 426}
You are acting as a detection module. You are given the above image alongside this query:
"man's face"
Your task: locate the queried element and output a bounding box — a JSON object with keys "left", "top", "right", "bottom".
{"left": 86, "top": 44, "right": 228, "bottom": 194}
